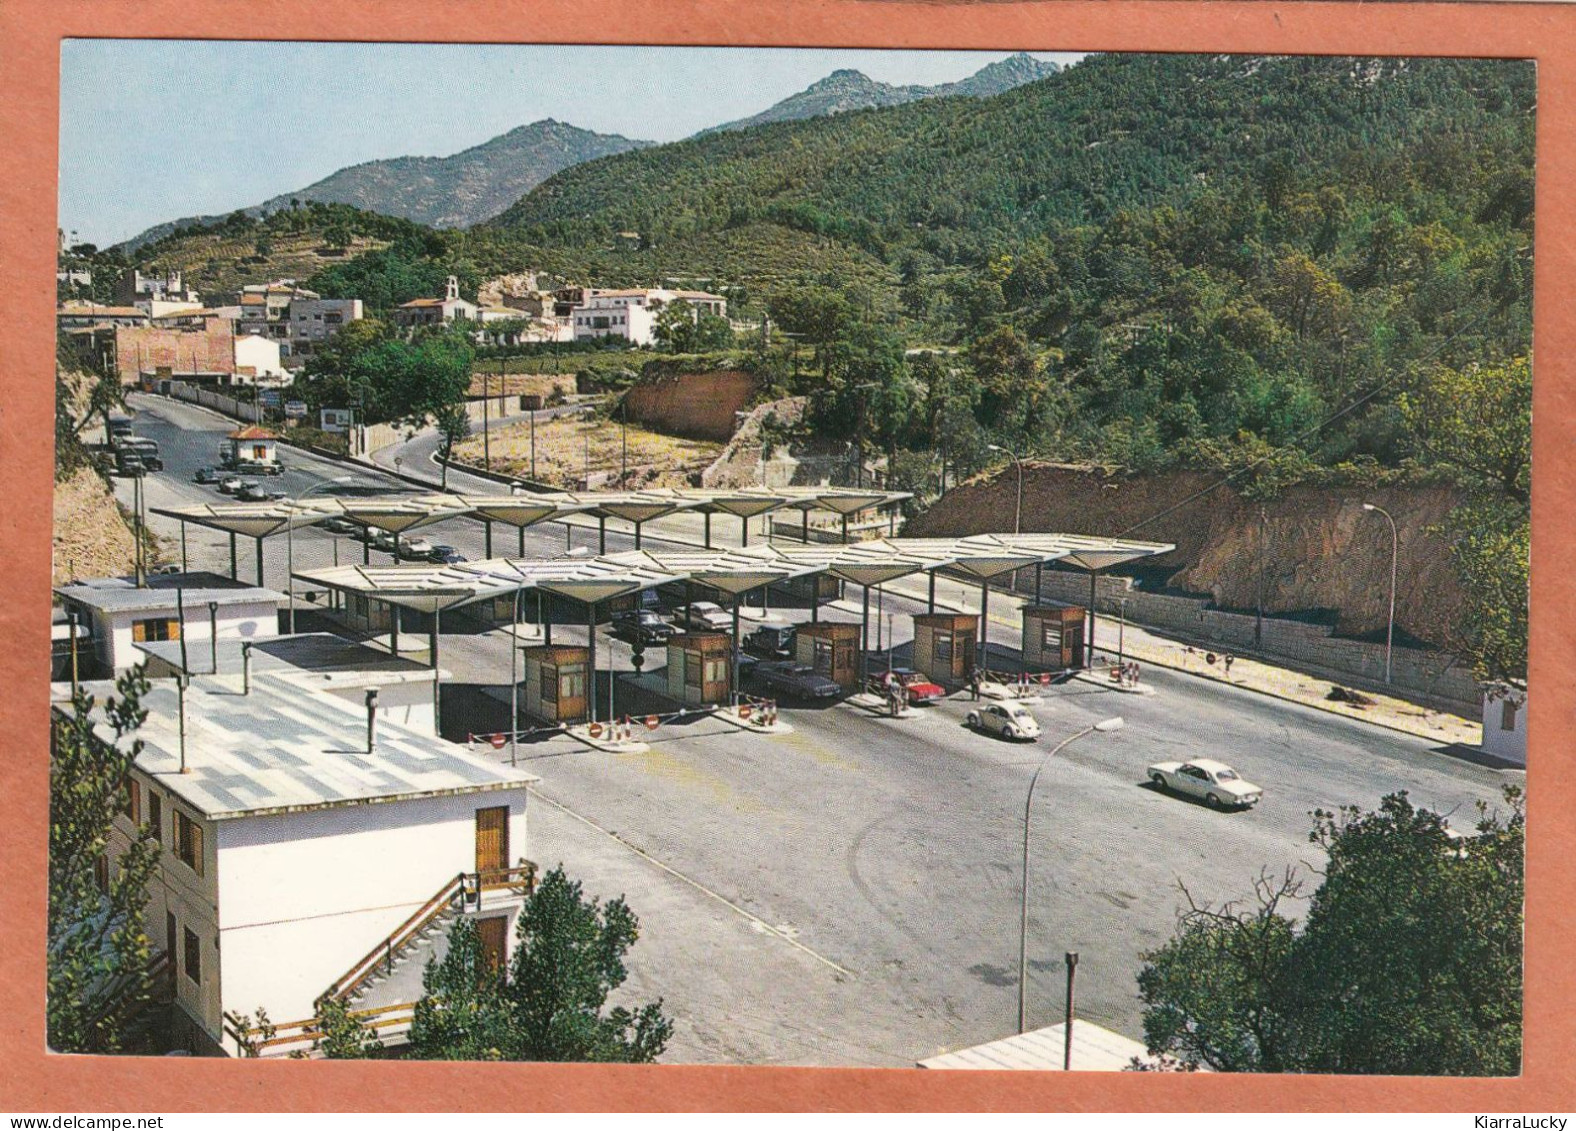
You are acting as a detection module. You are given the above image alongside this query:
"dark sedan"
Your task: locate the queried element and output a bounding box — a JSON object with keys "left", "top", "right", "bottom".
{"left": 611, "top": 609, "right": 675, "bottom": 645}
{"left": 745, "top": 624, "right": 796, "bottom": 659}
{"left": 752, "top": 661, "right": 842, "bottom": 702}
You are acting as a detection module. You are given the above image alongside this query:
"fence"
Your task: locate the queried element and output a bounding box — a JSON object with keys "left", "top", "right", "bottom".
{"left": 1015, "top": 569, "right": 1480, "bottom": 712}
{"left": 161, "top": 380, "right": 263, "bottom": 424}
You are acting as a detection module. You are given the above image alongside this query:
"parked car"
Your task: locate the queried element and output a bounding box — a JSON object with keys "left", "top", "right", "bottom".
{"left": 193, "top": 467, "right": 221, "bottom": 485}
{"left": 369, "top": 530, "right": 397, "bottom": 552}
{"left": 752, "top": 661, "right": 842, "bottom": 702}
{"left": 151, "top": 564, "right": 181, "bottom": 576}
{"left": 425, "top": 544, "right": 459, "bottom": 563}
{"left": 216, "top": 475, "right": 243, "bottom": 494}
{"left": 966, "top": 702, "right": 1043, "bottom": 741}
{"left": 1147, "top": 759, "right": 1263, "bottom": 809}
{"left": 744, "top": 624, "right": 796, "bottom": 659}
{"left": 319, "top": 516, "right": 362, "bottom": 535}
{"left": 433, "top": 551, "right": 468, "bottom": 565}
{"left": 236, "top": 458, "right": 284, "bottom": 476}
{"left": 236, "top": 481, "right": 267, "bottom": 502}
{"left": 676, "top": 601, "right": 733, "bottom": 632}
{"left": 397, "top": 537, "right": 435, "bottom": 560}
{"left": 611, "top": 609, "right": 675, "bottom": 646}
{"left": 872, "top": 668, "right": 946, "bottom": 705}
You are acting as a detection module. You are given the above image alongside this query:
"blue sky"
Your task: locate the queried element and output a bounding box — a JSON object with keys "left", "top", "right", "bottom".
{"left": 59, "top": 41, "right": 1085, "bottom": 246}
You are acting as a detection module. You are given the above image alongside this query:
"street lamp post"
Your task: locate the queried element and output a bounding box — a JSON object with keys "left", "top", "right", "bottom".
{"left": 1019, "top": 716, "right": 1125, "bottom": 1034}
{"left": 986, "top": 444, "right": 1024, "bottom": 535}
{"left": 1362, "top": 503, "right": 1398, "bottom": 684}
{"left": 287, "top": 476, "right": 355, "bottom": 633}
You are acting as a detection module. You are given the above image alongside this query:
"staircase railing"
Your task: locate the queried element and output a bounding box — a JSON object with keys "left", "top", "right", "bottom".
{"left": 321, "top": 859, "right": 537, "bottom": 1006}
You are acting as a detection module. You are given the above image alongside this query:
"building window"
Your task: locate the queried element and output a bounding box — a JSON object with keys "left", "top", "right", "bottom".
{"left": 183, "top": 927, "right": 200, "bottom": 985}
{"left": 121, "top": 778, "right": 141, "bottom": 825}
{"left": 148, "top": 792, "right": 163, "bottom": 844}
{"left": 132, "top": 618, "right": 180, "bottom": 643}
{"left": 558, "top": 664, "right": 585, "bottom": 701}
{"left": 703, "top": 657, "right": 728, "bottom": 685}
{"left": 1501, "top": 699, "right": 1519, "bottom": 731}
{"left": 175, "top": 811, "right": 204, "bottom": 876}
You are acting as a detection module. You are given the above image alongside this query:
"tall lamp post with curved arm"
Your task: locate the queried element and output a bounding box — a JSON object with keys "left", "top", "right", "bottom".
{"left": 1019, "top": 716, "right": 1125, "bottom": 1035}
{"left": 986, "top": 443, "right": 1024, "bottom": 535}
{"left": 286, "top": 476, "right": 355, "bottom": 633}
{"left": 1362, "top": 503, "right": 1398, "bottom": 684}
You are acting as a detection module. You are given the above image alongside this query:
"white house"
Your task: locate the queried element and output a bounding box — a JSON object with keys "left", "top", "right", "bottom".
{"left": 232, "top": 334, "right": 289, "bottom": 384}
{"left": 54, "top": 575, "right": 284, "bottom": 678}
{"left": 394, "top": 276, "right": 478, "bottom": 329}
{"left": 1481, "top": 681, "right": 1527, "bottom": 765}
{"left": 571, "top": 288, "right": 727, "bottom": 346}
{"left": 79, "top": 669, "right": 540, "bottom": 1056}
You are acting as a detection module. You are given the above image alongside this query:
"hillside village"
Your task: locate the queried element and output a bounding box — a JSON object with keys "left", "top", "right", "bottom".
{"left": 51, "top": 49, "right": 1528, "bottom": 1072}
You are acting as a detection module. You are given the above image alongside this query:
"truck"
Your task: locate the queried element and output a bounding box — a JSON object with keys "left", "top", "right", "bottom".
{"left": 113, "top": 448, "right": 146, "bottom": 477}
{"left": 115, "top": 436, "right": 163, "bottom": 471}
{"left": 107, "top": 414, "right": 134, "bottom": 441}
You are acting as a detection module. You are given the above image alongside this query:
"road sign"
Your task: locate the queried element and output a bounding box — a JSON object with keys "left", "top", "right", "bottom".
{"left": 587, "top": 721, "right": 604, "bottom": 739}
{"left": 259, "top": 389, "right": 282, "bottom": 408}
{"left": 738, "top": 704, "right": 752, "bottom": 720}
{"left": 489, "top": 733, "right": 506, "bottom": 749}
{"left": 645, "top": 715, "right": 660, "bottom": 730}
{"left": 284, "top": 400, "right": 308, "bottom": 418}
{"left": 1039, "top": 672, "right": 1051, "bottom": 686}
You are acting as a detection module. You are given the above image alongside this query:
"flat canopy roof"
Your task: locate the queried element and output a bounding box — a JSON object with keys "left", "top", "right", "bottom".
{"left": 153, "top": 486, "right": 914, "bottom": 540}
{"left": 70, "top": 674, "right": 538, "bottom": 821}
{"left": 294, "top": 533, "right": 1174, "bottom": 610}
{"left": 918, "top": 1021, "right": 1203, "bottom": 1072}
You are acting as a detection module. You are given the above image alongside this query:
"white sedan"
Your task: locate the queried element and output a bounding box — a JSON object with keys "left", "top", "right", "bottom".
{"left": 966, "top": 702, "right": 1043, "bottom": 741}
{"left": 1147, "top": 759, "right": 1263, "bottom": 809}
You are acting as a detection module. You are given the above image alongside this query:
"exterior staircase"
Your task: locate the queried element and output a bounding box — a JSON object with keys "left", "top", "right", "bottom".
{"left": 224, "top": 860, "right": 536, "bottom": 1057}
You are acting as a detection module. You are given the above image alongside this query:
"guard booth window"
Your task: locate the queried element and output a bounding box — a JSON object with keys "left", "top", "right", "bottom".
{"left": 703, "top": 658, "right": 728, "bottom": 684}
{"left": 132, "top": 618, "right": 180, "bottom": 643}
{"left": 558, "top": 665, "right": 585, "bottom": 701}
{"left": 936, "top": 633, "right": 953, "bottom": 663}
{"left": 812, "top": 638, "right": 833, "bottom": 677}
{"left": 1042, "top": 623, "right": 1063, "bottom": 650}
{"left": 1501, "top": 699, "right": 1519, "bottom": 731}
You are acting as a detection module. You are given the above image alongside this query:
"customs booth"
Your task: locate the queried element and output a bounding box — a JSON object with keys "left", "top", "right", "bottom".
{"left": 793, "top": 621, "right": 861, "bottom": 693}
{"left": 666, "top": 632, "right": 733, "bottom": 707}
{"left": 911, "top": 612, "right": 979, "bottom": 687}
{"left": 521, "top": 644, "right": 589, "bottom": 724}
{"left": 1021, "top": 604, "right": 1087, "bottom": 671}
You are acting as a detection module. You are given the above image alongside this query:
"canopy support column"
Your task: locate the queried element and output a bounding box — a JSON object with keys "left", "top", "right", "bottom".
{"left": 928, "top": 571, "right": 936, "bottom": 613}
{"left": 634, "top": 520, "right": 643, "bottom": 551}
{"left": 389, "top": 601, "right": 400, "bottom": 655}
{"left": 255, "top": 537, "right": 265, "bottom": 587}
{"left": 431, "top": 607, "right": 442, "bottom": 735}
{"left": 841, "top": 513, "right": 850, "bottom": 544}
{"left": 518, "top": 525, "right": 526, "bottom": 556}
{"left": 980, "top": 577, "right": 990, "bottom": 668}
{"left": 586, "top": 600, "right": 597, "bottom": 724}
{"left": 362, "top": 535, "right": 370, "bottom": 565}
{"left": 703, "top": 512, "right": 712, "bottom": 548}
{"left": 1087, "top": 570, "right": 1099, "bottom": 668}
{"left": 861, "top": 585, "right": 871, "bottom": 687}
{"left": 599, "top": 516, "right": 607, "bottom": 555}
{"left": 180, "top": 522, "right": 188, "bottom": 573}
{"left": 484, "top": 519, "right": 493, "bottom": 560}
{"left": 732, "top": 599, "right": 743, "bottom": 707}
{"left": 802, "top": 510, "right": 810, "bottom": 544}
{"left": 229, "top": 531, "right": 237, "bottom": 580}
{"left": 543, "top": 593, "right": 552, "bottom": 645}
{"left": 740, "top": 514, "right": 749, "bottom": 548}
{"left": 1035, "top": 562, "right": 1043, "bottom": 606}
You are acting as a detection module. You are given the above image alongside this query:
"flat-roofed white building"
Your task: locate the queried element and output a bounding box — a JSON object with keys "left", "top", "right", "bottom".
{"left": 73, "top": 668, "right": 539, "bottom": 1056}
{"left": 571, "top": 288, "right": 727, "bottom": 346}
{"left": 54, "top": 574, "right": 284, "bottom": 678}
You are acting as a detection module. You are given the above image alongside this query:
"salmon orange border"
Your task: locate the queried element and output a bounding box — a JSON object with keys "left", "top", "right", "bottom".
{"left": 2, "top": 0, "right": 1571, "bottom": 1111}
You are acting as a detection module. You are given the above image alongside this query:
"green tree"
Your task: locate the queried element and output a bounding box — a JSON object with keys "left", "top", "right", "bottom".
{"left": 1398, "top": 357, "right": 1531, "bottom": 503}
{"left": 1138, "top": 789, "right": 1523, "bottom": 1075}
{"left": 406, "top": 866, "right": 673, "bottom": 1063}
{"left": 49, "top": 667, "right": 161, "bottom": 1053}
{"left": 1441, "top": 500, "right": 1529, "bottom": 682}
{"left": 311, "top": 996, "right": 385, "bottom": 1059}
{"left": 433, "top": 402, "right": 471, "bottom": 490}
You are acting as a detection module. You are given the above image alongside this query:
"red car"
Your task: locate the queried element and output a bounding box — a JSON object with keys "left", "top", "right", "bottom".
{"left": 875, "top": 668, "right": 946, "bottom": 704}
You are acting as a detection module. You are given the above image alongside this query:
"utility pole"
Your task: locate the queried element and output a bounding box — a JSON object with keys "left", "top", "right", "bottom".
{"left": 483, "top": 369, "right": 491, "bottom": 470}
{"left": 1255, "top": 507, "right": 1267, "bottom": 650}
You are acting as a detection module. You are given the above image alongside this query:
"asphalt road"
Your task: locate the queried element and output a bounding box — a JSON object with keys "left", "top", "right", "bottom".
{"left": 112, "top": 393, "right": 1519, "bottom": 1066}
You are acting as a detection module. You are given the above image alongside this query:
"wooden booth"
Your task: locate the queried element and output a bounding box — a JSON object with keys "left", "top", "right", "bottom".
{"left": 911, "top": 612, "right": 979, "bottom": 687}
{"left": 521, "top": 645, "right": 589, "bottom": 724}
{"left": 793, "top": 621, "right": 861, "bottom": 693}
{"left": 666, "top": 632, "right": 733, "bottom": 707}
{"left": 1021, "top": 604, "right": 1086, "bottom": 672}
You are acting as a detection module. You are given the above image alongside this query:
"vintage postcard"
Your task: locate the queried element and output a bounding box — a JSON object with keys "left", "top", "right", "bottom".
{"left": 12, "top": 0, "right": 1570, "bottom": 1113}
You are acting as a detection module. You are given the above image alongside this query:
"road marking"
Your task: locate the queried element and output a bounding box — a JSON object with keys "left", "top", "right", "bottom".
{"left": 529, "top": 786, "right": 854, "bottom": 978}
